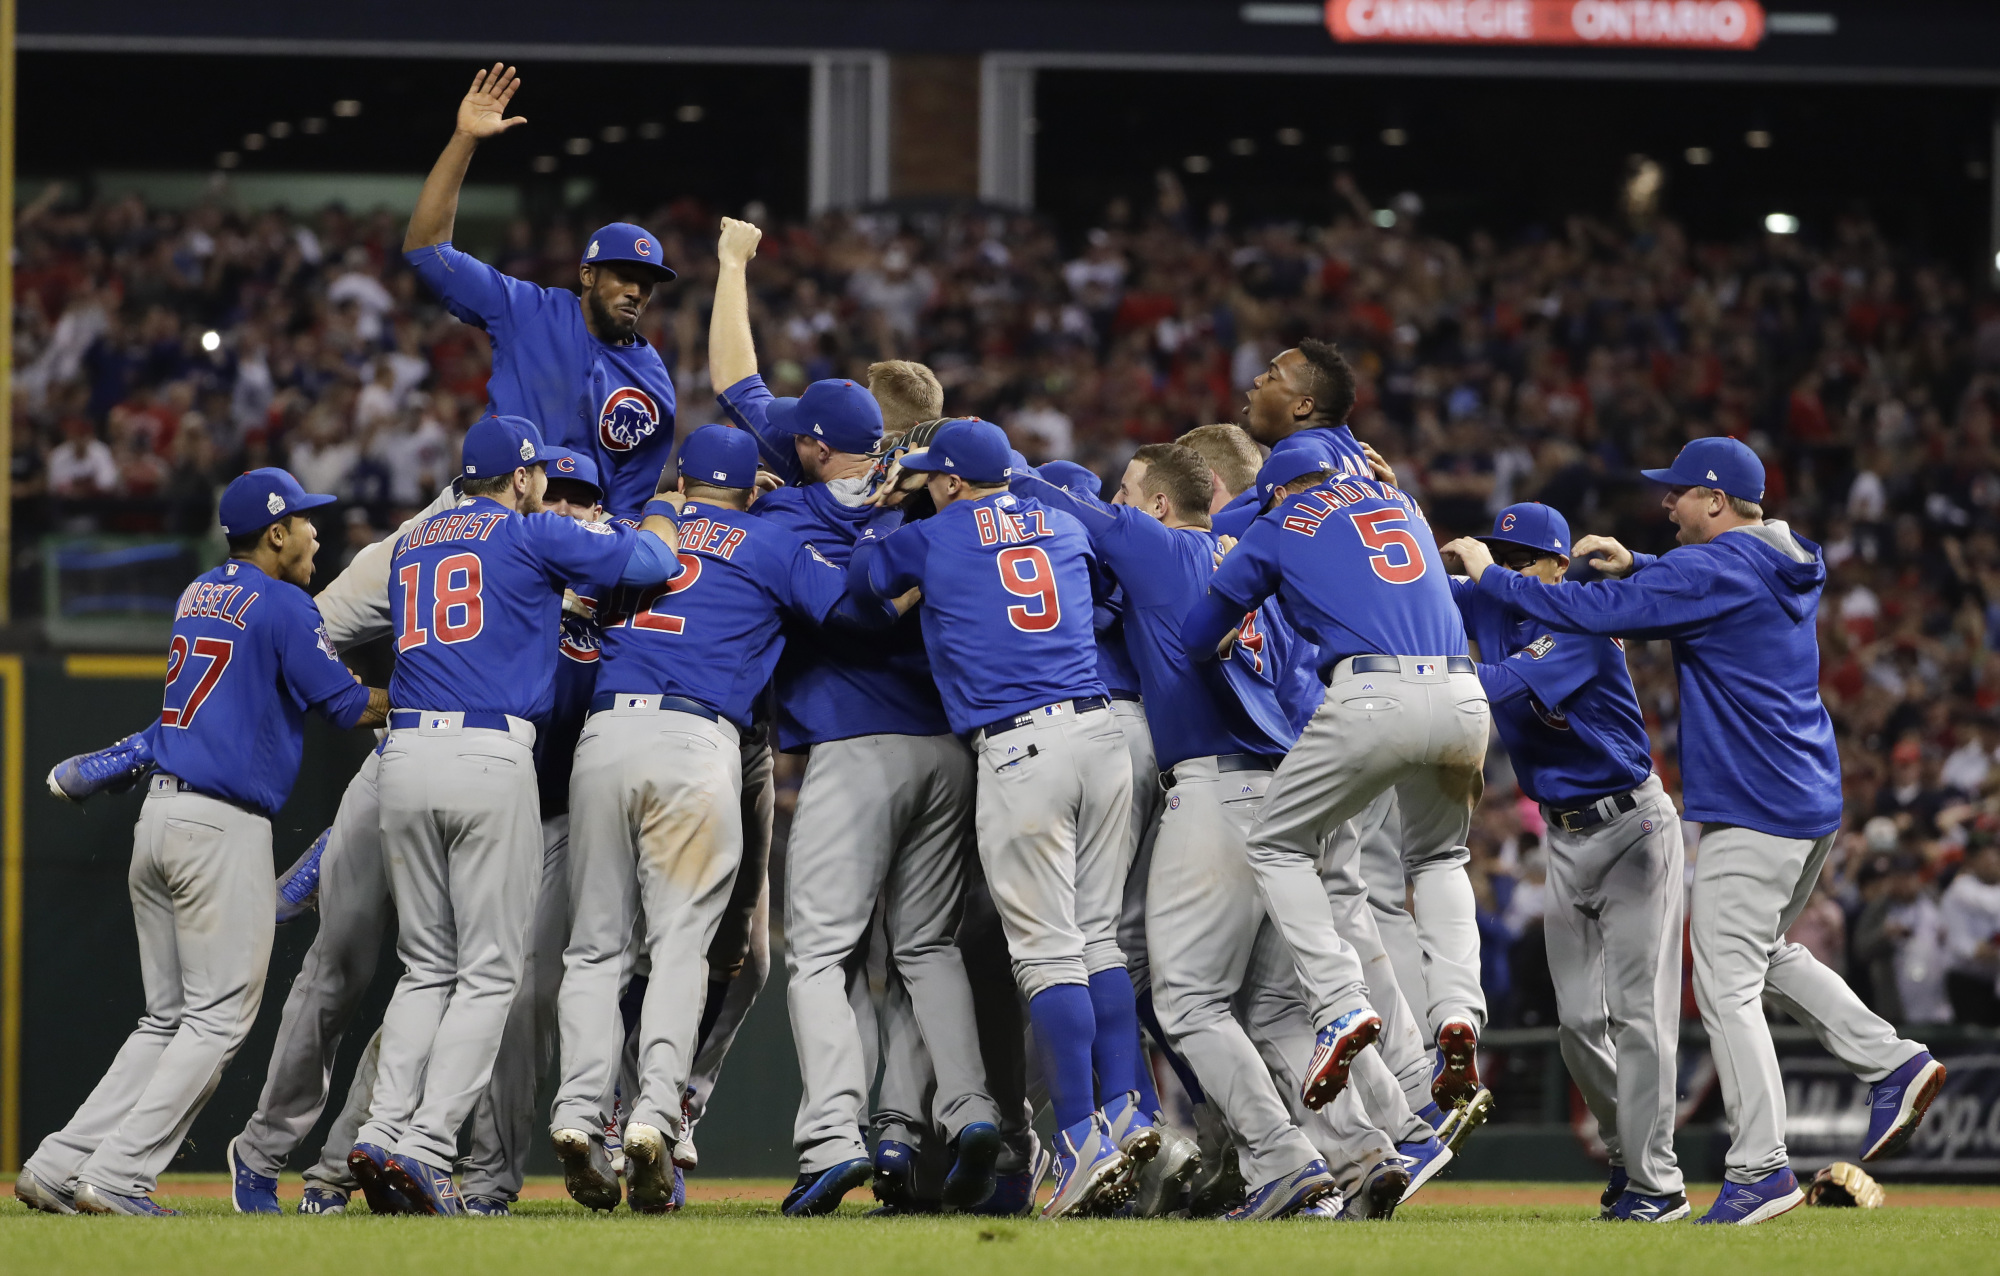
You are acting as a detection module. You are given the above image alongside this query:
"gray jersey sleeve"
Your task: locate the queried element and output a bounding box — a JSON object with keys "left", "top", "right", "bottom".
{"left": 316, "top": 483, "right": 459, "bottom": 651}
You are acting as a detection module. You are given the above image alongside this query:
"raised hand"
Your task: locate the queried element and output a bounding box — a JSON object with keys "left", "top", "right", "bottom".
{"left": 1212, "top": 534, "right": 1238, "bottom": 570}
{"left": 718, "top": 216, "right": 764, "bottom": 266}
{"left": 457, "top": 63, "right": 527, "bottom": 140}
{"left": 1572, "top": 534, "right": 1635, "bottom": 578}
{"left": 1441, "top": 537, "right": 1493, "bottom": 580}
{"left": 1361, "top": 442, "right": 1399, "bottom": 487}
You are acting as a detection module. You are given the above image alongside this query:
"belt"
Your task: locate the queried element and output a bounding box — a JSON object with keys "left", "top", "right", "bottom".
{"left": 974, "top": 696, "right": 1109, "bottom": 740}
{"left": 1110, "top": 692, "right": 1143, "bottom": 704}
{"left": 388, "top": 709, "right": 516, "bottom": 732}
{"left": 1544, "top": 790, "right": 1640, "bottom": 834}
{"left": 148, "top": 773, "right": 266, "bottom": 817}
{"left": 589, "top": 691, "right": 719, "bottom": 722}
{"left": 1324, "top": 654, "right": 1475, "bottom": 684}
{"left": 1160, "top": 752, "right": 1282, "bottom": 790}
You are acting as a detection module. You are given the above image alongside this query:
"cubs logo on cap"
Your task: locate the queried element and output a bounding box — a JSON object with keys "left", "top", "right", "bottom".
{"left": 1500, "top": 512, "right": 1516, "bottom": 532}
{"left": 579, "top": 222, "right": 677, "bottom": 282}
{"left": 599, "top": 386, "right": 662, "bottom": 453}
{"left": 555, "top": 455, "right": 576, "bottom": 474}
{"left": 1477, "top": 502, "right": 1571, "bottom": 560}
{"left": 634, "top": 238, "right": 653, "bottom": 257}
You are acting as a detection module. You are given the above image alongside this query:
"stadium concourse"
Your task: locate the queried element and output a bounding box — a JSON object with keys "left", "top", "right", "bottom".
{"left": 13, "top": 183, "right": 2000, "bottom": 1037}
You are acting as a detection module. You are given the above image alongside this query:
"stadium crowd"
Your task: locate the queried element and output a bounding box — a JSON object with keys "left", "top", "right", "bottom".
{"left": 10, "top": 175, "right": 2000, "bottom": 1031}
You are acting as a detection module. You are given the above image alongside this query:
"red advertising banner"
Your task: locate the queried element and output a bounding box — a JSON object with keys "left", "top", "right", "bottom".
{"left": 1327, "top": 0, "right": 1766, "bottom": 49}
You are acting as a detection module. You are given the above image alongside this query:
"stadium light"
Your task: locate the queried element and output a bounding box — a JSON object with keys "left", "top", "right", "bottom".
{"left": 1746, "top": 130, "right": 1773, "bottom": 149}
{"left": 1381, "top": 128, "right": 1408, "bottom": 146}
{"left": 1373, "top": 209, "right": 1398, "bottom": 228}
{"left": 1765, "top": 213, "right": 1800, "bottom": 235}
{"left": 1685, "top": 146, "right": 1712, "bottom": 165}
{"left": 532, "top": 156, "right": 559, "bottom": 174}
{"left": 1184, "top": 155, "right": 1211, "bottom": 173}
{"left": 1230, "top": 138, "right": 1256, "bottom": 156}
{"left": 677, "top": 104, "right": 705, "bottom": 123}
{"left": 1277, "top": 127, "right": 1303, "bottom": 146}
{"left": 1992, "top": 251, "right": 2000, "bottom": 272}
{"left": 268, "top": 122, "right": 291, "bottom": 139}
{"left": 201, "top": 331, "right": 222, "bottom": 353}
{"left": 333, "top": 100, "right": 362, "bottom": 118}
{"left": 601, "top": 126, "right": 627, "bottom": 144}
{"left": 565, "top": 137, "right": 592, "bottom": 156}
{"left": 244, "top": 134, "right": 265, "bottom": 151}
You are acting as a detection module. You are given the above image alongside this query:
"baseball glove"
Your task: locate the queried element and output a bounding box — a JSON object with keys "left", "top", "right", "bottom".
{"left": 864, "top": 416, "right": 961, "bottom": 520}
{"left": 1805, "top": 1161, "right": 1885, "bottom": 1208}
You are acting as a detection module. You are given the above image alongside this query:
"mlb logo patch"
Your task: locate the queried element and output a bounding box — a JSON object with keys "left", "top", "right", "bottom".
{"left": 427, "top": 715, "right": 454, "bottom": 730}
{"left": 1414, "top": 662, "right": 1438, "bottom": 676}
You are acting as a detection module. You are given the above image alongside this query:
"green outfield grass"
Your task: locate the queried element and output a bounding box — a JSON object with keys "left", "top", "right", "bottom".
{"left": 6, "top": 1182, "right": 1996, "bottom": 1276}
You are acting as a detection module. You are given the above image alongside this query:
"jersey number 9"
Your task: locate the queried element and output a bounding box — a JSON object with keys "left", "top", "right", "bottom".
{"left": 997, "top": 546, "right": 1062, "bottom": 633}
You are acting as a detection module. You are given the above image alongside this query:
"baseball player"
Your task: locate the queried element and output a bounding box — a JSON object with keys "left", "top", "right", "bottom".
{"left": 706, "top": 219, "right": 1003, "bottom": 1216}
{"left": 1445, "top": 437, "right": 1942, "bottom": 1225}
{"left": 847, "top": 419, "right": 1149, "bottom": 1218}
{"left": 1184, "top": 455, "right": 1489, "bottom": 1119}
{"left": 347, "top": 415, "right": 683, "bottom": 1215}
{"left": 1441, "top": 502, "right": 1687, "bottom": 1221}
{"left": 15, "top": 470, "right": 386, "bottom": 1216}
{"left": 405, "top": 64, "right": 678, "bottom": 519}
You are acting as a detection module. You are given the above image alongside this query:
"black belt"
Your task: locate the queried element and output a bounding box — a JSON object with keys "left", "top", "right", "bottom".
{"left": 1160, "top": 752, "right": 1282, "bottom": 789}
{"left": 589, "top": 692, "right": 719, "bottom": 722}
{"left": 388, "top": 709, "right": 515, "bottom": 732}
{"left": 1545, "top": 790, "right": 1640, "bottom": 834}
{"left": 149, "top": 773, "right": 267, "bottom": 817}
{"left": 1109, "top": 692, "right": 1142, "bottom": 704}
{"left": 1325, "top": 654, "right": 1475, "bottom": 684}
{"left": 975, "top": 696, "right": 1109, "bottom": 739}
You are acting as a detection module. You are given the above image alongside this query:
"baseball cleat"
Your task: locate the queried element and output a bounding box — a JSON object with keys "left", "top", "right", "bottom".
{"left": 1132, "top": 1127, "right": 1201, "bottom": 1218}
{"left": 872, "top": 1139, "right": 919, "bottom": 1212}
{"left": 1605, "top": 1189, "right": 1691, "bottom": 1222}
{"left": 464, "top": 1195, "right": 511, "bottom": 1217}
{"left": 46, "top": 731, "right": 155, "bottom": 803}
{"left": 1225, "top": 1158, "right": 1338, "bottom": 1221}
{"left": 73, "top": 1182, "right": 178, "bottom": 1216}
{"left": 1338, "top": 1154, "right": 1411, "bottom": 1220}
{"left": 782, "top": 1158, "right": 873, "bottom": 1217}
{"left": 1599, "top": 1166, "right": 1629, "bottom": 1218}
{"left": 1694, "top": 1168, "right": 1804, "bottom": 1225}
{"left": 385, "top": 1154, "right": 464, "bottom": 1216}
{"left": 1416, "top": 1100, "right": 1448, "bottom": 1131}
{"left": 297, "top": 1187, "right": 348, "bottom": 1215}
{"left": 1394, "top": 1132, "right": 1453, "bottom": 1203}
{"left": 1437, "top": 1087, "right": 1494, "bottom": 1156}
{"left": 1041, "top": 1113, "right": 1129, "bottom": 1220}
{"left": 1102, "top": 1093, "right": 1163, "bottom": 1168}
{"left": 1432, "top": 1018, "right": 1482, "bottom": 1107}
{"left": 942, "top": 1121, "right": 1003, "bottom": 1211}
{"left": 1303, "top": 1008, "right": 1382, "bottom": 1111}
{"left": 674, "top": 1091, "right": 699, "bottom": 1169}
{"left": 551, "top": 1127, "right": 622, "bottom": 1211}
{"left": 227, "top": 1135, "right": 281, "bottom": 1214}
{"left": 1296, "top": 1192, "right": 1349, "bottom": 1219}
{"left": 15, "top": 1167, "right": 78, "bottom": 1215}
{"left": 275, "top": 828, "right": 330, "bottom": 925}
{"left": 1860, "top": 1051, "right": 1945, "bottom": 1163}
{"left": 623, "top": 1123, "right": 681, "bottom": 1214}
{"left": 347, "top": 1142, "right": 412, "bottom": 1215}
{"left": 964, "top": 1131, "right": 1042, "bottom": 1217}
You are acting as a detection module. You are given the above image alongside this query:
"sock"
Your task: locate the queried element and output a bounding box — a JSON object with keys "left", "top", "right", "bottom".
{"left": 1087, "top": 968, "right": 1145, "bottom": 1103}
{"left": 1132, "top": 1025, "right": 1163, "bottom": 1114}
{"left": 694, "top": 974, "right": 732, "bottom": 1059}
{"left": 1028, "top": 984, "right": 1098, "bottom": 1133}
{"left": 1136, "top": 989, "right": 1205, "bottom": 1104}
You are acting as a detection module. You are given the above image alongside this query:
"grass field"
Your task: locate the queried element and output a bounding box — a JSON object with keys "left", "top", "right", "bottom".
{"left": 5, "top": 1180, "right": 1999, "bottom": 1276}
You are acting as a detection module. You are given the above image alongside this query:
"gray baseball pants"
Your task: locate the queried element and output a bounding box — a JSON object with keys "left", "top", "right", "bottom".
{"left": 28, "top": 779, "right": 275, "bottom": 1197}
{"left": 358, "top": 716, "right": 543, "bottom": 1171}
{"left": 1317, "top": 841, "right": 1435, "bottom": 1137}
{"left": 554, "top": 705, "right": 743, "bottom": 1142}
{"left": 687, "top": 734, "right": 777, "bottom": 1131}
{"left": 1543, "top": 775, "right": 1685, "bottom": 1197}
{"left": 1247, "top": 659, "right": 1488, "bottom": 1030}
{"left": 1353, "top": 791, "right": 1446, "bottom": 1082}
{"left": 972, "top": 702, "right": 1133, "bottom": 998}
{"left": 1110, "top": 699, "right": 1162, "bottom": 995}
{"left": 1691, "top": 823, "right": 1924, "bottom": 1183}
{"left": 787, "top": 733, "right": 996, "bottom": 1172}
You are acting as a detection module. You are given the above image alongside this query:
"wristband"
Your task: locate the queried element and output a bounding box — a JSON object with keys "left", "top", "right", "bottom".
{"left": 643, "top": 498, "right": 681, "bottom": 523}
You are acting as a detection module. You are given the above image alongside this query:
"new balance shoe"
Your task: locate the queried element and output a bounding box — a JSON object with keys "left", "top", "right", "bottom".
{"left": 1437, "top": 1087, "right": 1494, "bottom": 1156}
{"left": 275, "top": 829, "right": 329, "bottom": 924}
{"left": 297, "top": 1187, "right": 348, "bottom": 1215}
{"left": 14, "top": 1167, "right": 77, "bottom": 1215}
{"left": 624, "top": 1123, "right": 680, "bottom": 1214}
{"left": 1132, "top": 1127, "right": 1201, "bottom": 1217}
{"left": 1395, "top": 1132, "right": 1453, "bottom": 1203}
{"left": 1303, "top": 1008, "right": 1383, "bottom": 1110}
{"left": 227, "top": 1135, "right": 281, "bottom": 1214}
{"left": 942, "top": 1122, "right": 1003, "bottom": 1211}
{"left": 1861, "top": 1051, "right": 1946, "bottom": 1163}
{"left": 1225, "top": 1158, "right": 1338, "bottom": 1221}
{"left": 551, "top": 1127, "right": 621, "bottom": 1211}
{"left": 1416, "top": 1100, "right": 1448, "bottom": 1131}
{"left": 1605, "top": 1189, "right": 1690, "bottom": 1222}
{"left": 46, "top": 731, "right": 155, "bottom": 803}
{"left": 1338, "top": 1155, "right": 1411, "bottom": 1220}
{"left": 1599, "top": 1166, "right": 1629, "bottom": 1218}
{"left": 464, "top": 1195, "right": 511, "bottom": 1217}
{"left": 782, "top": 1159, "right": 873, "bottom": 1217}
{"left": 1432, "top": 1018, "right": 1482, "bottom": 1107}
{"left": 386, "top": 1154, "right": 464, "bottom": 1217}
{"left": 1041, "top": 1113, "right": 1129, "bottom": 1219}
{"left": 73, "top": 1182, "right": 178, "bottom": 1216}
{"left": 346, "top": 1142, "right": 412, "bottom": 1215}
{"left": 1694, "top": 1168, "right": 1804, "bottom": 1225}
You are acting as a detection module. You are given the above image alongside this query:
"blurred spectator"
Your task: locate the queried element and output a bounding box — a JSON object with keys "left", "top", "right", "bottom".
{"left": 1854, "top": 851, "right": 1952, "bottom": 1023}
{"left": 46, "top": 416, "right": 116, "bottom": 497}
{"left": 1786, "top": 862, "right": 1849, "bottom": 976}
{"left": 1941, "top": 838, "right": 2000, "bottom": 1025}
{"left": 1875, "top": 738, "right": 1946, "bottom": 839}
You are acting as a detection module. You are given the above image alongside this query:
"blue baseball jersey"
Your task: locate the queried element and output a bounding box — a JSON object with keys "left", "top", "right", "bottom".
{"left": 1211, "top": 424, "right": 1373, "bottom": 539}
{"left": 154, "top": 560, "right": 372, "bottom": 815}
{"left": 1193, "top": 477, "right": 1467, "bottom": 675}
{"left": 596, "top": 501, "right": 852, "bottom": 731}
{"left": 407, "top": 243, "right": 678, "bottom": 519}
{"left": 850, "top": 491, "right": 1107, "bottom": 734}
{"left": 717, "top": 374, "right": 805, "bottom": 485}
{"left": 1014, "top": 473, "right": 1293, "bottom": 767}
{"left": 1094, "top": 590, "right": 1143, "bottom": 699}
{"left": 1450, "top": 577, "right": 1652, "bottom": 806}
{"left": 537, "top": 590, "right": 606, "bottom": 816}
{"left": 387, "top": 497, "right": 644, "bottom": 723}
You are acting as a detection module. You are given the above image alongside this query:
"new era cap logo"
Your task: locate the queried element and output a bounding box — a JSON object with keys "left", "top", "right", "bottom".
{"left": 267, "top": 492, "right": 285, "bottom": 514}
{"left": 1707, "top": 469, "right": 1718, "bottom": 480}
{"left": 812, "top": 423, "right": 824, "bottom": 435}
{"left": 944, "top": 457, "right": 956, "bottom": 467}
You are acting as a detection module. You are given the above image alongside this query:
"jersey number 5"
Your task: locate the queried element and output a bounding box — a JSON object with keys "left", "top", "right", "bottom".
{"left": 162, "top": 635, "right": 233, "bottom": 728}
{"left": 397, "top": 553, "right": 486, "bottom": 652}
{"left": 1349, "top": 509, "right": 1428, "bottom": 585}
{"left": 997, "top": 546, "right": 1061, "bottom": 633}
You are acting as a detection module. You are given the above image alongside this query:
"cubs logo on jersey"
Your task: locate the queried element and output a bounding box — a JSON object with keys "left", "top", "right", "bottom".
{"left": 1529, "top": 692, "right": 1571, "bottom": 731}
{"left": 599, "top": 386, "right": 661, "bottom": 453}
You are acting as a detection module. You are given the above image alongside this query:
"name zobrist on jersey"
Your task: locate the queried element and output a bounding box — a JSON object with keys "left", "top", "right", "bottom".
{"left": 395, "top": 508, "right": 510, "bottom": 556}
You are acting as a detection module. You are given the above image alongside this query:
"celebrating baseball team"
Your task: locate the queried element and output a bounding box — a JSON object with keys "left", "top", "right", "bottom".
{"left": 13, "top": 66, "right": 1952, "bottom": 1227}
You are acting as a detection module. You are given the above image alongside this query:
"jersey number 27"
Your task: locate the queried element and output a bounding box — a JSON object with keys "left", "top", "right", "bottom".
{"left": 162, "top": 634, "right": 233, "bottom": 727}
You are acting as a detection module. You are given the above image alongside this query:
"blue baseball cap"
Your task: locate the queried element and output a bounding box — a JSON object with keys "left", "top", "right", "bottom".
{"left": 1640, "top": 436, "right": 1766, "bottom": 503}
{"left": 1257, "top": 450, "right": 1333, "bottom": 501}
{"left": 582, "top": 222, "right": 676, "bottom": 283}
{"left": 463, "top": 415, "right": 549, "bottom": 479}
{"left": 1477, "top": 503, "right": 1571, "bottom": 558}
{"left": 1038, "top": 460, "right": 1103, "bottom": 498}
{"left": 765, "top": 379, "right": 884, "bottom": 455}
{"left": 677, "top": 424, "right": 759, "bottom": 489}
{"left": 541, "top": 446, "right": 603, "bottom": 501}
{"left": 899, "top": 419, "right": 1013, "bottom": 484}
{"left": 219, "top": 467, "right": 337, "bottom": 537}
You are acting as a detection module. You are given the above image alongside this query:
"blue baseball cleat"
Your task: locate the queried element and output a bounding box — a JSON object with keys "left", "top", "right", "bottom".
{"left": 1395, "top": 1131, "right": 1454, "bottom": 1203}
{"left": 1605, "top": 1188, "right": 1690, "bottom": 1222}
{"left": 1042, "top": 1114, "right": 1129, "bottom": 1219}
{"left": 942, "top": 1122, "right": 1003, "bottom": 1211}
{"left": 346, "top": 1142, "right": 412, "bottom": 1215}
{"left": 1599, "top": 1165, "right": 1629, "bottom": 1217}
{"left": 1861, "top": 1051, "right": 1946, "bottom": 1163}
{"left": 73, "top": 1182, "right": 178, "bottom": 1215}
{"left": 297, "top": 1187, "right": 348, "bottom": 1215}
{"left": 871, "top": 1138, "right": 920, "bottom": 1212}
{"left": 1337, "top": 1155, "right": 1411, "bottom": 1220}
{"left": 963, "top": 1134, "right": 1042, "bottom": 1218}
{"left": 782, "top": 1158, "right": 873, "bottom": 1217}
{"left": 1694, "top": 1168, "right": 1804, "bottom": 1225}
{"left": 1225, "top": 1158, "right": 1338, "bottom": 1221}
{"left": 386, "top": 1154, "right": 464, "bottom": 1217}
{"left": 276, "top": 828, "right": 330, "bottom": 924}
{"left": 1303, "top": 1008, "right": 1382, "bottom": 1111}
{"left": 227, "top": 1135, "right": 280, "bottom": 1214}
{"left": 464, "top": 1195, "right": 511, "bottom": 1216}
{"left": 1416, "top": 1100, "right": 1448, "bottom": 1131}
{"left": 47, "top": 731, "right": 155, "bottom": 803}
